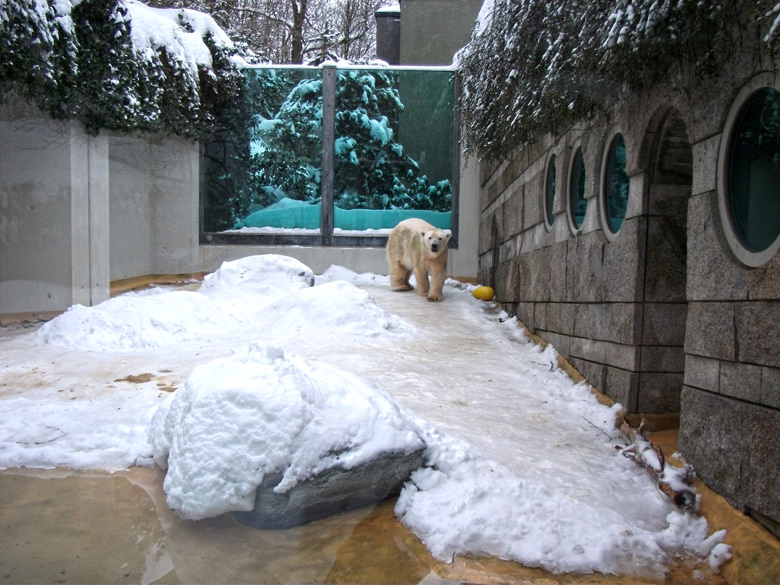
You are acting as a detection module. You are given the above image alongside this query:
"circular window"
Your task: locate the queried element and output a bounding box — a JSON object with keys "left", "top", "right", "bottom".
{"left": 719, "top": 78, "right": 780, "bottom": 266}
{"left": 602, "top": 133, "right": 630, "bottom": 237}
{"left": 569, "top": 147, "right": 587, "bottom": 231}
{"left": 544, "top": 154, "right": 557, "bottom": 230}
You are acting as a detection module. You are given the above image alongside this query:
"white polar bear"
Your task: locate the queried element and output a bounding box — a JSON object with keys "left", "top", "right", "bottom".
{"left": 386, "top": 218, "right": 451, "bottom": 302}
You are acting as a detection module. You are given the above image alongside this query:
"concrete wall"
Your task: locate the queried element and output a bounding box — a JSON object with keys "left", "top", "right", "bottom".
{"left": 476, "top": 51, "right": 780, "bottom": 531}
{"left": 399, "top": 0, "right": 482, "bottom": 66}
{"left": 0, "top": 99, "right": 109, "bottom": 313}
{"left": 109, "top": 134, "right": 199, "bottom": 281}
{"left": 375, "top": 8, "right": 401, "bottom": 65}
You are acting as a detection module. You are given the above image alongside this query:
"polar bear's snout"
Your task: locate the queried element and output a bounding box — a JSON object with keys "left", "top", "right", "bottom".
{"left": 430, "top": 240, "right": 440, "bottom": 253}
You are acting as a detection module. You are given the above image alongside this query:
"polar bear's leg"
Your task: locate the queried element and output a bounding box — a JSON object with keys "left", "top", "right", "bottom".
{"left": 427, "top": 268, "right": 445, "bottom": 302}
{"left": 413, "top": 267, "right": 430, "bottom": 297}
{"left": 389, "top": 260, "right": 413, "bottom": 291}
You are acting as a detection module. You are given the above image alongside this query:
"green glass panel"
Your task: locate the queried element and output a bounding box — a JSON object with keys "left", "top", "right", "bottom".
{"left": 545, "top": 155, "right": 556, "bottom": 226}
{"left": 203, "top": 68, "right": 323, "bottom": 232}
{"left": 727, "top": 87, "right": 780, "bottom": 252}
{"left": 570, "top": 149, "right": 587, "bottom": 229}
{"left": 604, "top": 134, "right": 629, "bottom": 233}
{"left": 332, "top": 68, "right": 454, "bottom": 231}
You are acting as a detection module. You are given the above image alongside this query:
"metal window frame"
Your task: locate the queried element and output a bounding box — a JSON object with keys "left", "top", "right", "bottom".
{"left": 200, "top": 63, "right": 460, "bottom": 249}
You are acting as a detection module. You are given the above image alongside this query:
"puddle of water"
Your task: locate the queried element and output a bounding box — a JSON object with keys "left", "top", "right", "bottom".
{"left": 0, "top": 467, "right": 723, "bottom": 585}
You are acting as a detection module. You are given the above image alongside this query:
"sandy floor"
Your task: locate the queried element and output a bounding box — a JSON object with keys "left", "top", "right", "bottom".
{"left": 1, "top": 282, "right": 779, "bottom": 585}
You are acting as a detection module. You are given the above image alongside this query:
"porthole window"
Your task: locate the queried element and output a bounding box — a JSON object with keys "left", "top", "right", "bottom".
{"left": 602, "top": 133, "right": 630, "bottom": 237}
{"left": 544, "top": 154, "right": 557, "bottom": 230}
{"left": 723, "top": 86, "right": 780, "bottom": 265}
{"left": 569, "top": 147, "right": 587, "bottom": 232}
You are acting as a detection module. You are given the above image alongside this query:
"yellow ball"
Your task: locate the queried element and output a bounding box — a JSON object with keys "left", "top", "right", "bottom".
{"left": 472, "top": 286, "right": 494, "bottom": 301}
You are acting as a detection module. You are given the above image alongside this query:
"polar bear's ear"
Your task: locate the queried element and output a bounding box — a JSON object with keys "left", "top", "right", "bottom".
{"left": 421, "top": 231, "right": 427, "bottom": 237}
{"left": 444, "top": 230, "right": 452, "bottom": 241}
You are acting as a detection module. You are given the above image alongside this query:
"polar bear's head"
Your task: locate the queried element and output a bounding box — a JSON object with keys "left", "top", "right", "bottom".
{"left": 421, "top": 228, "right": 452, "bottom": 257}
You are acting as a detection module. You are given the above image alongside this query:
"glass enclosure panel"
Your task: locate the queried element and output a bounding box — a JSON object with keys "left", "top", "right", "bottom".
{"left": 604, "top": 134, "right": 629, "bottom": 233}
{"left": 570, "top": 148, "right": 587, "bottom": 229}
{"left": 202, "top": 68, "right": 323, "bottom": 233}
{"left": 332, "top": 68, "right": 454, "bottom": 232}
{"left": 727, "top": 87, "right": 780, "bottom": 252}
{"left": 545, "top": 154, "right": 557, "bottom": 227}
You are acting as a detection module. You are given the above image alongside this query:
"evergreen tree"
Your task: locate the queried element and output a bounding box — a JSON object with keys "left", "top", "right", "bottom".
{"left": 245, "top": 68, "right": 452, "bottom": 214}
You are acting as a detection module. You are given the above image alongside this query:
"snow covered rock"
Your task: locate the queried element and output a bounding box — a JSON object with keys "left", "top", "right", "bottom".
{"left": 234, "top": 445, "right": 425, "bottom": 529}
{"left": 149, "top": 344, "right": 427, "bottom": 524}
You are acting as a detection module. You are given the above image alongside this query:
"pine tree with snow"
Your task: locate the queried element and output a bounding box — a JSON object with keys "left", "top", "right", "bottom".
{"left": 247, "top": 68, "right": 451, "bottom": 212}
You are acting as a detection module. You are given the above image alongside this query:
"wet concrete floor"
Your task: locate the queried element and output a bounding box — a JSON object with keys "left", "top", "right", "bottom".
{"left": 6, "top": 448, "right": 780, "bottom": 585}
{"left": 0, "top": 465, "right": 744, "bottom": 585}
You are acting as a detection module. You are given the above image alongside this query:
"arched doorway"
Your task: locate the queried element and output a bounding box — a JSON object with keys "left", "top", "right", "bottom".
{"left": 636, "top": 109, "right": 692, "bottom": 413}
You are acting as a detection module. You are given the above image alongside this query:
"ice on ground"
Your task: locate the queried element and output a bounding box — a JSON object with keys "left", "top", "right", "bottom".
{"left": 150, "top": 344, "right": 426, "bottom": 520}
{"left": 0, "top": 254, "right": 730, "bottom": 577}
{"left": 396, "top": 431, "right": 727, "bottom": 577}
{"left": 0, "top": 394, "right": 156, "bottom": 471}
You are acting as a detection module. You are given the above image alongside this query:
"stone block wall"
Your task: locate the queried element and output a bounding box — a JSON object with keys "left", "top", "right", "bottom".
{"left": 477, "top": 54, "right": 780, "bottom": 531}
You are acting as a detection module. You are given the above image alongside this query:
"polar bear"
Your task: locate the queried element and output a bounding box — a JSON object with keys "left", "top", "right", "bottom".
{"left": 386, "top": 218, "right": 451, "bottom": 302}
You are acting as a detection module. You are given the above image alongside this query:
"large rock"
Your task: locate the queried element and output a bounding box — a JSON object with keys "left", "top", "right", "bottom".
{"left": 234, "top": 448, "right": 426, "bottom": 529}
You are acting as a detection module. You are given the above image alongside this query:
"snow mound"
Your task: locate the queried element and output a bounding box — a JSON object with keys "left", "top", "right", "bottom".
{"left": 257, "top": 280, "right": 412, "bottom": 343}
{"left": 316, "top": 265, "right": 390, "bottom": 286}
{"left": 150, "top": 344, "right": 426, "bottom": 520}
{"left": 36, "top": 290, "right": 224, "bottom": 351}
{"left": 198, "top": 254, "right": 315, "bottom": 315}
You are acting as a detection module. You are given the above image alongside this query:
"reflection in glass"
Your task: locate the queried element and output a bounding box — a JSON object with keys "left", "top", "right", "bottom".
{"left": 201, "top": 66, "right": 455, "bottom": 236}
{"left": 727, "top": 87, "right": 780, "bottom": 252}
{"left": 569, "top": 148, "right": 587, "bottom": 229}
{"left": 333, "top": 69, "right": 454, "bottom": 232}
{"left": 545, "top": 154, "right": 556, "bottom": 227}
{"left": 203, "top": 68, "right": 323, "bottom": 233}
{"left": 604, "top": 134, "right": 629, "bottom": 233}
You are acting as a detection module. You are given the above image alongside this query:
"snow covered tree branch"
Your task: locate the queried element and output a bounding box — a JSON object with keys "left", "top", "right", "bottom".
{"left": 458, "top": 0, "right": 780, "bottom": 162}
{"left": 0, "top": 0, "right": 245, "bottom": 138}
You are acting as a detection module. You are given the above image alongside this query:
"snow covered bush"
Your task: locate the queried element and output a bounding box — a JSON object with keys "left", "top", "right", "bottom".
{"left": 0, "top": 0, "right": 244, "bottom": 138}
{"left": 458, "top": 0, "right": 780, "bottom": 161}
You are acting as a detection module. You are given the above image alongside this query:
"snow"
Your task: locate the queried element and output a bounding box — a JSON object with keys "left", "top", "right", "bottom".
{"left": 375, "top": 3, "right": 400, "bottom": 14}
{"left": 151, "top": 344, "right": 426, "bottom": 519}
{"left": 125, "top": 0, "right": 238, "bottom": 72}
{"left": 473, "top": 0, "right": 494, "bottom": 36}
{"left": 0, "top": 254, "right": 729, "bottom": 577}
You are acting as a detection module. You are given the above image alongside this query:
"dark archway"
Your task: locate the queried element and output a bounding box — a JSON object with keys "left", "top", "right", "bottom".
{"left": 636, "top": 109, "right": 692, "bottom": 413}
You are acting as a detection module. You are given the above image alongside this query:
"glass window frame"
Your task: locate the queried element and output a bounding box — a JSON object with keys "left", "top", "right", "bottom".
{"left": 199, "top": 63, "right": 460, "bottom": 249}
{"left": 567, "top": 144, "right": 588, "bottom": 235}
{"left": 543, "top": 152, "right": 557, "bottom": 231}
{"left": 599, "top": 131, "right": 630, "bottom": 241}
{"left": 717, "top": 73, "right": 780, "bottom": 267}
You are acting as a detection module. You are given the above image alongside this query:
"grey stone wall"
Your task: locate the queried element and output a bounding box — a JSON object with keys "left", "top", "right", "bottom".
{"left": 477, "top": 52, "right": 780, "bottom": 531}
